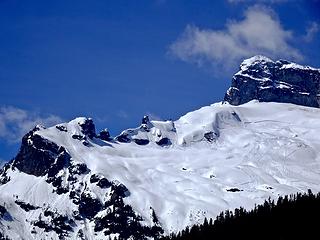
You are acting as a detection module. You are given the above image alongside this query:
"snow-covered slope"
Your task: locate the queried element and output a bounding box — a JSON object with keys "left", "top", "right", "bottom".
{"left": 1, "top": 101, "right": 320, "bottom": 239}
{"left": 0, "top": 56, "right": 320, "bottom": 239}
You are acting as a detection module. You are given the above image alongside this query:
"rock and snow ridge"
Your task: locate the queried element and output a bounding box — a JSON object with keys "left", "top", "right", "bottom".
{"left": 0, "top": 56, "right": 320, "bottom": 239}
{"left": 224, "top": 55, "right": 320, "bottom": 108}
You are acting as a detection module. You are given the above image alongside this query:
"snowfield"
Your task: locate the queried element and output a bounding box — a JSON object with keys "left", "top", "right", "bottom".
{"left": 1, "top": 100, "right": 320, "bottom": 239}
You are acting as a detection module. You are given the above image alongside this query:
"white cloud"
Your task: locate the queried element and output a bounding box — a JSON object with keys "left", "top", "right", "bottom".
{"left": 303, "top": 22, "right": 319, "bottom": 42}
{"left": 169, "top": 5, "right": 302, "bottom": 70}
{"left": 0, "top": 106, "right": 62, "bottom": 143}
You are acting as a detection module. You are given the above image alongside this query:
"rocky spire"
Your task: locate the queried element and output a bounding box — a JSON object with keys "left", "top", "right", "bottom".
{"left": 224, "top": 55, "right": 320, "bottom": 108}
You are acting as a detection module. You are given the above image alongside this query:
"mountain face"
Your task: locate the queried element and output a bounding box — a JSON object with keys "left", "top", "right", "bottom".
{"left": 1, "top": 56, "right": 320, "bottom": 239}
{"left": 224, "top": 55, "right": 320, "bottom": 107}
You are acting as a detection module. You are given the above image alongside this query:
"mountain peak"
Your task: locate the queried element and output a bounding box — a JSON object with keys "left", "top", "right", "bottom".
{"left": 225, "top": 56, "right": 320, "bottom": 107}
{"left": 240, "top": 55, "right": 274, "bottom": 71}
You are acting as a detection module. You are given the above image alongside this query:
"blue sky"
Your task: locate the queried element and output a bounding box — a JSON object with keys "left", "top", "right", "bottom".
{"left": 0, "top": 0, "right": 319, "bottom": 161}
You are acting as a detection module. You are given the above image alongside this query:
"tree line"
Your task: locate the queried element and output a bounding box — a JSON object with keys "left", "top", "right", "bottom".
{"left": 161, "top": 190, "right": 320, "bottom": 240}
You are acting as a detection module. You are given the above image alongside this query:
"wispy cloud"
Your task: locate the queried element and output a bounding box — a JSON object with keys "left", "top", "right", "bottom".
{"left": 0, "top": 106, "right": 62, "bottom": 143}
{"left": 116, "top": 110, "right": 129, "bottom": 119}
{"left": 303, "top": 21, "right": 319, "bottom": 42}
{"left": 145, "top": 112, "right": 162, "bottom": 121}
{"left": 169, "top": 5, "right": 302, "bottom": 71}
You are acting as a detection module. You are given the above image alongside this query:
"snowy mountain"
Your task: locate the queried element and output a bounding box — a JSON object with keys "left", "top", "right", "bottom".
{"left": 224, "top": 55, "right": 320, "bottom": 107}
{"left": 1, "top": 56, "right": 320, "bottom": 239}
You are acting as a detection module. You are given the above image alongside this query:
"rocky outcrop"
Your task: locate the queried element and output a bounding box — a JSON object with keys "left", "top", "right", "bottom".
{"left": 115, "top": 115, "right": 175, "bottom": 147}
{"left": 78, "top": 118, "right": 96, "bottom": 139}
{"left": 12, "top": 126, "right": 70, "bottom": 177}
{"left": 224, "top": 56, "right": 320, "bottom": 108}
{"left": 1, "top": 125, "right": 164, "bottom": 239}
{"left": 97, "top": 128, "right": 112, "bottom": 141}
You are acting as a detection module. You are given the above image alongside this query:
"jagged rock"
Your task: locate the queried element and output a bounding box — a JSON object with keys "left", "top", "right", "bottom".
{"left": 0, "top": 205, "right": 7, "bottom": 218}
{"left": 90, "top": 174, "right": 100, "bottom": 183}
{"left": 0, "top": 232, "right": 10, "bottom": 240}
{"left": 204, "top": 132, "right": 215, "bottom": 142}
{"left": 141, "top": 115, "right": 152, "bottom": 132}
{"left": 94, "top": 195, "right": 163, "bottom": 239}
{"left": 68, "top": 163, "right": 89, "bottom": 176}
{"left": 133, "top": 138, "right": 149, "bottom": 145}
{"left": 78, "top": 118, "right": 96, "bottom": 139}
{"left": 156, "top": 137, "right": 171, "bottom": 146}
{"left": 12, "top": 128, "right": 61, "bottom": 176}
{"left": 15, "top": 200, "right": 40, "bottom": 212}
{"left": 32, "top": 209, "right": 74, "bottom": 236}
{"left": 226, "top": 188, "right": 243, "bottom": 192}
{"left": 55, "top": 125, "right": 67, "bottom": 132}
{"left": 77, "top": 229, "right": 85, "bottom": 240}
{"left": 72, "top": 134, "right": 85, "bottom": 140}
{"left": 47, "top": 147, "right": 71, "bottom": 178}
{"left": 97, "top": 128, "right": 112, "bottom": 141}
{"left": 142, "top": 115, "right": 150, "bottom": 125}
{"left": 109, "top": 182, "right": 130, "bottom": 202}
{"left": 83, "top": 140, "right": 91, "bottom": 147}
{"left": 69, "top": 191, "right": 77, "bottom": 200}
{"left": 0, "top": 163, "right": 11, "bottom": 185}
{"left": 79, "top": 192, "right": 103, "bottom": 219}
{"left": 97, "top": 178, "right": 111, "bottom": 189}
{"left": 116, "top": 133, "right": 131, "bottom": 143}
{"left": 224, "top": 55, "right": 320, "bottom": 107}
{"left": 114, "top": 116, "right": 175, "bottom": 146}
{"left": 48, "top": 176, "right": 69, "bottom": 195}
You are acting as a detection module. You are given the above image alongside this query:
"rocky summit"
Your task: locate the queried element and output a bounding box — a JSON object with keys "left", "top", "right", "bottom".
{"left": 224, "top": 55, "right": 320, "bottom": 107}
{"left": 0, "top": 57, "right": 320, "bottom": 239}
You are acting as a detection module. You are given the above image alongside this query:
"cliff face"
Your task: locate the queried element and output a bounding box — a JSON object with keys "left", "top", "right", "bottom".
{"left": 224, "top": 56, "right": 320, "bottom": 107}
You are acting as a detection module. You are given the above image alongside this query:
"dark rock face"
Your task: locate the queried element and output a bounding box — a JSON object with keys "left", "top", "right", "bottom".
{"left": 96, "top": 178, "right": 111, "bottom": 189}
{"left": 12, "top": 127, "right": 69, "bottom": 177}
{"left": 226, "top": 188, "right": 243, "bottom": 192}
{"left": 97, "top": 129, "right": 112, "bottom": 141}
{"left": 55, "top": 125, "right": 67, "bottom": 132}
{"left": 89, "top": 174, "right": 100, "bottom": 183}
{"left": 156, "top": 138, "right": 172, "bottom": 146}
{"left": 224, "top": 56, "right": 320, "bottom": 108}
{"left": 15, "top": 200, "right": 40, "bottom": 212}
{"left": 109, "top": 182, "right": 130, "bottom": 200}
{"left": 0, "top": 205, "right": 7, "bottom": 218}
{"left": 204, "top": 132, "right": 216, "bottom": 143}
{"left": 116, "top": 133, "right": 131, "bottom": 143}
{"left": 79, "top": 192, "right": 103, "bottom": 218}
{"left": 47, "top": 148, "right": 71, "bottom": 178}
{"left": 78, "top": 118, "right": 96, "bottom": 139}
{"left": 141, "top": 115, "right": 152, "bottom": 132}
{"left": 0, "top": 163, "right": 11, "bottom": 185}
{"left": 133, "top": 138, "right": 149, "bottom": 145}
{"left": 68, "top": 163, "right": 89, "bottom": 176}
{"left": 32, "top": 209, "right": 74, "bottom": 237}
{"left": 142, "top": 115, "right": 150, "bottom": 125}
{"left": 93, "top": 181, "right": 163, "bottom": 239}
{"left": 94, "top": 197, "right": 163, "bottom": 239}
{"left": 72, "top": 134, "right": 85, "bottom": 140}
